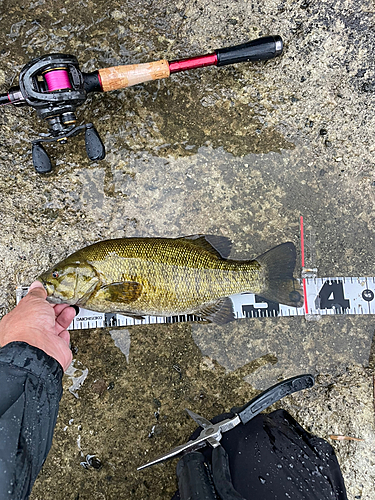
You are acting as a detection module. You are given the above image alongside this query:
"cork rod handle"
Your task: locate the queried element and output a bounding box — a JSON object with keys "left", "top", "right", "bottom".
{"left": 98, "top": 60, "right": 170, "bottom": 92}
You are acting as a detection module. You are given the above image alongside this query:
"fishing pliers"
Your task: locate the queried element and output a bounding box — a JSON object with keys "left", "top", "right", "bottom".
{"left": 138, "top": 373, "right": 315, "bottom": 471}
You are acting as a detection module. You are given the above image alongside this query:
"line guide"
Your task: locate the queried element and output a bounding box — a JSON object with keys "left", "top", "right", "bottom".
{"left": 15, "top": 219, "right": 375, "bottom": 329}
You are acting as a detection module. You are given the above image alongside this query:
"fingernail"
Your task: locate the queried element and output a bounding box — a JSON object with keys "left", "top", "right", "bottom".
{"left": 71, "top": 305, "right": 80, "bottom": 316}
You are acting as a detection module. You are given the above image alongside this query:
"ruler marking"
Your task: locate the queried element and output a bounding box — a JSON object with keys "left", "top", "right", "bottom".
{"left": 300, "top": 216, "right": 309, "bottom": 314}
{"left": 14, "top": 275, "right": 375, "bottom": 330}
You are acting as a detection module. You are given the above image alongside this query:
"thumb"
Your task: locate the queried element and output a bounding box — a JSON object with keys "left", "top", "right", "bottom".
{"left": 27, "top": 281, "right": 47, "bottom": 299}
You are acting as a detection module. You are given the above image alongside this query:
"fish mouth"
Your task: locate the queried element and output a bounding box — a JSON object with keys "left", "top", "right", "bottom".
{"left": 38, "top": 278, "right": 56, "bottom": 300}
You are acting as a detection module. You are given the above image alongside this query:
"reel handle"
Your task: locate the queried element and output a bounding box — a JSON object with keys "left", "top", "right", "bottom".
{"left": 31, "top": 123, "right": 105, "bottom": 174}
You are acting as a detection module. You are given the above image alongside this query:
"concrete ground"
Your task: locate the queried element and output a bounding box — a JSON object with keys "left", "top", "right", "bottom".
{"left": 0, "top": 0, "right": 374, "bottom": 498}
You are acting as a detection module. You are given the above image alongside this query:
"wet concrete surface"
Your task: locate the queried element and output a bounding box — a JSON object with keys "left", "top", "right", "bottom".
{"left": 0, "top": 0, "right": 375, "bottom": 498}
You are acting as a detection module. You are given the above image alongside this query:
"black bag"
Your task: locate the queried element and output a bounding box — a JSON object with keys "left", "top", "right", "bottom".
{"left": 173, "top": 409, "right": 347, "bottom": 500}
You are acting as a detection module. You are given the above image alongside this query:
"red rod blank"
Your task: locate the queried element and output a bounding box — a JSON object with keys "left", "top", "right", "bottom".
{"left": 169, "top": 53, "right": 218, "bottom": 74}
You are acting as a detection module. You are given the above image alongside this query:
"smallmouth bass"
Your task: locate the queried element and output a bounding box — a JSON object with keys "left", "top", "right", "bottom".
{"left": 38, "top": 235, "right": 303, "bottom": 324}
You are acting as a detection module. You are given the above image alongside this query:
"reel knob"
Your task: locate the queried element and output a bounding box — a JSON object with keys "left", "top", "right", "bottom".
{"left": 85, "top": 124, "right": 105, "bottom": 161}
{"left": 32, "top": 142, "right": 53, "bottom": 174}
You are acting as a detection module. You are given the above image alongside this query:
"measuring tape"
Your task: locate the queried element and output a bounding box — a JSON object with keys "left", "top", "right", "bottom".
{"left": 15, "top": 275, "right": 375, "bottom": 330}
{"left": 15, "top": 219, "right": 373, "bottom": 329}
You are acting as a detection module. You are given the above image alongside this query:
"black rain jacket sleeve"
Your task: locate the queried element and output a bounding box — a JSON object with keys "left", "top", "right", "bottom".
{"left": 0, "top": 341, "right": 63, "bottom": 500}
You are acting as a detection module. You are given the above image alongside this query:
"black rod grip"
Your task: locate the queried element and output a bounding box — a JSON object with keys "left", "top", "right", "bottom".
{"left": 232, "top": 374, "right": 315, "bottom": 425}
{"left": 215, "top": 35, "right": 283, "bottom": 66}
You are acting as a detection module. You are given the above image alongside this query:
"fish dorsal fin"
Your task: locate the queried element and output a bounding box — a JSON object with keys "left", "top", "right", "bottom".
{"left": 197, "top": 297, "right": 235, "bottom": 325}
{"left": 100, "top": 281, "right": 142, "bottom": 304}
{"left": 178, "top": 234, "right": 232, "bottom": 259}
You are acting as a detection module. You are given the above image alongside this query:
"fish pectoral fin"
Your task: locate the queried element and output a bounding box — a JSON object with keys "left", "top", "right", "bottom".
{"left": 197, "top": 297, "right": 235, "bottom": 325}
{"left": 100, "top": 281, "right": 143, "bottom": 303}
{"left": 177, "top": 235, "right": 233, "bottom": 259}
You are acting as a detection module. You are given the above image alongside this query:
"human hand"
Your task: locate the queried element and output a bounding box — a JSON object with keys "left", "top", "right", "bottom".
{"left": 0, "top": 281, "right": 76, "bottom": 371}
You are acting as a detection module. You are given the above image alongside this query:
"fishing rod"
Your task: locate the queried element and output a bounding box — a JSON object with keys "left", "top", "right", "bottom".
{"left": 0, "top": 36, "right": 283, "bottom": 174}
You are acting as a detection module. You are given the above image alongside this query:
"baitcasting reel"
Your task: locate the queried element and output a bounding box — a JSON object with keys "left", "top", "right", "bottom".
{"left": 0, "top": 36, "right": 283, "bottom": 173}
{"left": 3, "top": 54, "right": 104, "bottom": 173}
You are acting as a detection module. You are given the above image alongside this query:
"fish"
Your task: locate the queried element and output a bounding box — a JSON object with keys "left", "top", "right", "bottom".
{"left": 38, "top": 235, "right": 303, "bottom": 325}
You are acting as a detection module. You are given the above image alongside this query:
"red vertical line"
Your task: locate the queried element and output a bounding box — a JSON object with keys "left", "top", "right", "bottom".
{"left": 300, "top": 215, "right": 305, "bottom": 267}
{"left": 300, "top": 216, "right": 309, "bottom": 314}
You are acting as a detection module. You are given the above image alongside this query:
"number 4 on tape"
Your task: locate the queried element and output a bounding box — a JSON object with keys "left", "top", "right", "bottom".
{"left": 319, "top": 280, "right": 350, "bottom": 310}
{"left": 305, "top": 277, "right": 375, "bottom": 316}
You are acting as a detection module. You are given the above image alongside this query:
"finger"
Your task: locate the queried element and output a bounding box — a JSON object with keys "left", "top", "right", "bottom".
{"left": 27, "top": 281, "right": 47, "bottom": 300}
{"left": 55, "top": 306, "right": 76, "bottom": 332}
{"left": 59, "top": 329, "right": 70, "bottom": 345}
{"left": 54, "top": 304, "right": 79, "bottom": 317}
{"left": 53, "top": 303, "right": 73, "bottom": 316}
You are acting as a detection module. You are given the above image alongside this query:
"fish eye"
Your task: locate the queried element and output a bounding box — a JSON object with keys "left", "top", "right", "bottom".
{"left": 52, "top": 270, "right": 59, "bottom": 279}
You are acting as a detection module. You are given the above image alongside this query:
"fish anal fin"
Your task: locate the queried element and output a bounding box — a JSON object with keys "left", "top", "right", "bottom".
{"left": 100, "top": 281, "right": 142, "bottom": 304}
{"left": 178, "top": 234, "right": 232, "bottom": 259}
{"left": 117, "top": 311, "right": 146, "bottom": 320}
{"left": 197, "top": 297, "right": 235, "bottom": 325}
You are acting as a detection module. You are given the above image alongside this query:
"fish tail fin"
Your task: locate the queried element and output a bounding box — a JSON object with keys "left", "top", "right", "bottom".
{"left": 256, "top": 242, "right": 303, "bottom": 307}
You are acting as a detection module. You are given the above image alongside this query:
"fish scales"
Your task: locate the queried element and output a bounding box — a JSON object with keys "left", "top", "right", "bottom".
{"left": 38, "top": 237, "right": 303, "bottom": 323}
{"left": 72, "top": 238, "right": 263, "bottom": 314}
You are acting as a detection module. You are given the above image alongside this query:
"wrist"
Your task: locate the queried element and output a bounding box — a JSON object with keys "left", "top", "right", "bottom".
{"left": 0, "top": 341, "right": 63, "bottom": 389}
{"left": 0, "top": 332, "right": 72, "bottom": 372}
